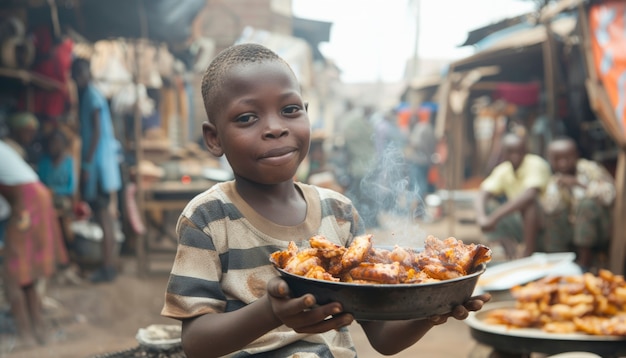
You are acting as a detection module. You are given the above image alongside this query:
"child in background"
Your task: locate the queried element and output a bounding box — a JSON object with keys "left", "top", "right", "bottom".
{"left": 161, "top": 43, "right": 490, "bottom": 358}
{"left": 37, "top": 129, "right": 80, "bottom": 281}
{"left": 37, "top": 129, "right": 76, "bottom": 219}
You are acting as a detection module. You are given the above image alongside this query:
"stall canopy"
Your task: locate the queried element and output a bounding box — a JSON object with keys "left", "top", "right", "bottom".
{"left": 26, "top": 0, "right": 205, "bottom": 44}
{"left": 292, "top": 17, "right": 332, "bottom": 62}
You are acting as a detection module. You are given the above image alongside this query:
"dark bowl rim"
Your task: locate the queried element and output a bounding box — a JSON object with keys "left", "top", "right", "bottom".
{"left": 271, "top": 262, "right": 487, "bottom": 288}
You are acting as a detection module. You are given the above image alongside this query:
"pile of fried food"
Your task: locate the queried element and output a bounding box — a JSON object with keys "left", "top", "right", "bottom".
{"left": 270, "top": 234, "right": 492, "bottom": 284}
{"left": 484, "top": 269, "right": 626, "bottom": 336}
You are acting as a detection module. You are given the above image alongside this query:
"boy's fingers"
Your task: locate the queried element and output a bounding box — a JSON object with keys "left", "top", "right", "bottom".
{"left": 465, "top": 298, "right": 485, "bottom": 312}
{"left": 267, "top": 277, "right": 290, "bottom": 298}
{"left": 464, "top": 293, "right": 491, "bottom": 312}
{"left": 452, "top": 305, "right": 469, "bottom": 320}
{"left": 295, "top": 312, "right": 354, "bottom": 334}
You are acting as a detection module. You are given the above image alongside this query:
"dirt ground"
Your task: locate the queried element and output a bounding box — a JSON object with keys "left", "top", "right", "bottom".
{"left": 1, "top": 209, "right": 498, "bottom": 358}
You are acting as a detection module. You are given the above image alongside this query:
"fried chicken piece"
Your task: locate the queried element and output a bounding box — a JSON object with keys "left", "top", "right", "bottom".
{"left": 404, "top": 269, "right": 441, "bottom": 284}
{"left": 511, "top": 279, "right": 558, "bottom": 302}
{"left": 548, "top": 303, "right": 593, "bottom": 321}
{"left": 365, "top": 247, "right": 393, "bottom": 264}
{"left": 574, "top": 316, "right": 609, "bottom": 335}
{"left": 341, "top": 234, "right": 373, "bottom": 270}
{"left": 304, "top": 265, "right": 339, "bottom": 282}
{"left": 544, "top": 321, "right": 578, "bottom": 334}
{"left": 282, "top": 248, "right": 323, "bottom": 276}
{"left": 389, "top": 245, "right": 417, "bottom": 267}
{"left": 270, "top": 241, "right": 299, "bottom": 268}
{"left": 418, "top": 236, "right": 492, "bottom": 276}
{"left": 484, "top": 308, "right": 536, "bottom": 327}
{"left": 419, "top": 257, "right": 464, "bottom": 280}
{"left": 309, "top": 235, "right": 347, "bottom": 258}
{"left": 348, "top": 262, "right": 407, "bottom": 284}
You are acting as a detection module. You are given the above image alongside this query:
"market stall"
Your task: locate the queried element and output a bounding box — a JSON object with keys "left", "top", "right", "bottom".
{"left": 435, "top": 0, "right": 626, "bottom": 275}
{"left": 0, "top": 0, "right": 218, "bottom": 276}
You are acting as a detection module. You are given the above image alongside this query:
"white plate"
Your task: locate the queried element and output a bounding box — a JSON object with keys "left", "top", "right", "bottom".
{"left": 466, "top": 301, "right": 626, "bottom": 341}
{"left": 475, "top": 252, "right": 580, "bottom": 292}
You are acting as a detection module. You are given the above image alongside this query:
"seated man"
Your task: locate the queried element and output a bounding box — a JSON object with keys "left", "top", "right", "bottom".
{"left": 474, "top": 133, "right": 551, "bottom": 259}
{"left": 541, "top": 137, "right": 615, "bottom": 271}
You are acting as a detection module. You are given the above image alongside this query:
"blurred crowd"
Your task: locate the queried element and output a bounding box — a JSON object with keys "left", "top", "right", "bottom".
{"left": 0, "top": 27, "right": 123, "bottom": 349}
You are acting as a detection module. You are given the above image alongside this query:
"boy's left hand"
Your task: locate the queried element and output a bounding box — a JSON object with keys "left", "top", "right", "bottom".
{"left": 266, "top": 277, "right": 354, "bottom": 334}
{"left": 428, "top": 293, "right": 491, "bottom": 325}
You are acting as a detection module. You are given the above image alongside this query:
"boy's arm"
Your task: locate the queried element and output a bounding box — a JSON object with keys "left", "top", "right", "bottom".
{"left": 181, "top": 295, "right": 281, "bottom": 358}
{"left": 181, "top": 277, "right": 351, "bottom": 358}
{"left": 359, "top": 294, "right": 490, "bottom": 355}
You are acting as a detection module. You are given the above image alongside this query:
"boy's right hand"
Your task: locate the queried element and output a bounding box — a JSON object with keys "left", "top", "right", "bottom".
{"left": 266, "top": 277, "right": 354, "bottom": 334}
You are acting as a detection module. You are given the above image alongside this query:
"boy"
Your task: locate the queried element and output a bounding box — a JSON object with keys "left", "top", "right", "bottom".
{"left": 541, "top": 137, "right": 615, "bottom": 270}
{"left": 162, "top": 43, "right": 490, "bottom": 358}
{"left": 474, "top": 133, "right": 551, "bottom": 258}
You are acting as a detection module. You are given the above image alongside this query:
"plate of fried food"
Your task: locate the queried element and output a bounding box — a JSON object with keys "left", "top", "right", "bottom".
{"left": 467, "top": 269, "right": 626, "bottom": 340}
{"left": 269, "top": 234, "right": 492, "bottom": 321}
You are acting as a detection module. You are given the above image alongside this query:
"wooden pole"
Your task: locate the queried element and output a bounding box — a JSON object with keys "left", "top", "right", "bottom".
{"left": 135, "top": 0, "right": 149, "bottom": 277}
{"left": 541, "top": 16, "right": 561, "bottom": 139}
{"left": 610, "top": 150, "right": 626, "bottom": 275}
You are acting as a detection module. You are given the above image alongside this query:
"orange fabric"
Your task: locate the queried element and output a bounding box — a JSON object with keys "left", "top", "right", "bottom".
{"left": 589, "top": 1, "right": 626, "bottom": 142}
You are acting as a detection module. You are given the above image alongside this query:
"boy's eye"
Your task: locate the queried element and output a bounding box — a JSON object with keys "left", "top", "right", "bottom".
{"left": 282, "top": 105, "right": 302, "bottom": 116}
{"left": 235, "top": 114, "right": 257, "bottom": 124}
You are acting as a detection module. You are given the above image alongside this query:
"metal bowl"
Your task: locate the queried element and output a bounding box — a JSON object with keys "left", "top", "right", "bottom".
{"left": 273, "top": 263, "right": 486, "bottom": 321}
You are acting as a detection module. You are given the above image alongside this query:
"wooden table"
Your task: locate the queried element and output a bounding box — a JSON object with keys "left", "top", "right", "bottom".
{"left": 138, "top": 180, "right": 217, "bottom": 275}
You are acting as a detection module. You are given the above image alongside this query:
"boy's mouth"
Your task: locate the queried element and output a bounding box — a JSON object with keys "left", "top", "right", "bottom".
{"left": 260, "top": 146, "right": 297, "bottom": 159}
{"left": 259, "top": 147, "right": 298, "bottom": 166}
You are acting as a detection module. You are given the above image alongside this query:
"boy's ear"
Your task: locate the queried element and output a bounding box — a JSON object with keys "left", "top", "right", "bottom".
{"left": 202, "top": 121, "right": 223, "bottom": 157}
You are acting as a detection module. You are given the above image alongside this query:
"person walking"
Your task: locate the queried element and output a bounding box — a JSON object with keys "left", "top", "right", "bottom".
{"left": 71, "top": 58, "right": 121, "bottom": 283}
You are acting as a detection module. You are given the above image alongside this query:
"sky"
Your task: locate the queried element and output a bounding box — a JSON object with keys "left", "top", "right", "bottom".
{"left": 292, "top": 0, "right": 537, "bottom": 83}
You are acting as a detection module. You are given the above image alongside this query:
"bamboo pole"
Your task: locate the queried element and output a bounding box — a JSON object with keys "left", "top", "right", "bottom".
{"left": 135, "top": 0, "right": 149, "bottom": 277}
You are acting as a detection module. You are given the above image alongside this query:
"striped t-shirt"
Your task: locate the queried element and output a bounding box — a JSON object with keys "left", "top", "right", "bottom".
{"left": 162, "top": 180, "right": 365, "bottom": 357}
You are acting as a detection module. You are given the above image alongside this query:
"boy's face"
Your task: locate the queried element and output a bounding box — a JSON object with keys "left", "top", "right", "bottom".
{"left": 502, "top": 136, "right": 526, "bottom": 170}
{"left": 548, "top": 140, "right": 578, "bottom": 175}
{"left": 203, "top": 61, "right": 311, "bottom": 184}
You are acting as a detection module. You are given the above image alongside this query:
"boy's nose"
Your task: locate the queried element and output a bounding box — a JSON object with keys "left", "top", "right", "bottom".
{"left": 263, "top": 116, "right": 288, "bottom": 138}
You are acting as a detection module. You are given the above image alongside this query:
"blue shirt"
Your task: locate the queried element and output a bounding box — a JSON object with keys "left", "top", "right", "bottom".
{"left": 78, "top": 84, "right": 121, "bottom": 199}
{"left": 37, "top": 154, "right": 75, "bottom": 196}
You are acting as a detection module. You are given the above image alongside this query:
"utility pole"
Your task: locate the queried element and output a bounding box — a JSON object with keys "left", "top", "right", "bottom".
{"left": 412, "top": 0, "right": 421, "bottom": 78}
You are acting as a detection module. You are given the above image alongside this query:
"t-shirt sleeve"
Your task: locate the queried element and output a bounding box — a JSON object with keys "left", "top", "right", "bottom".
{"left": 521, "top": 158, "right": 551, "bottom": 191}
{"left": 480, "top": 164, "right": 506, "bottom": 195}
{"left": 161, "top": 215, "right": 227, "bottom": 320}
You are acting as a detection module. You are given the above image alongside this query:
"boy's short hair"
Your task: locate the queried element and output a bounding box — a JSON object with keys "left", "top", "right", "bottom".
{"left": 201, "top": 43, "right": 292, "bottom": 121}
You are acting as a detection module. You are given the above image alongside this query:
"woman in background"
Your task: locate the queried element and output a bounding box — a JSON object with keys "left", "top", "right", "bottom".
{"left": 0, "top": 139, "right": 68, "bottom": 349}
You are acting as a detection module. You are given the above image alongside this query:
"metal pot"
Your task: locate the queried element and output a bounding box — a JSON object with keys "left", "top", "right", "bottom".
{"left": 274, "top": 263, "right": 486, "bottom": 321}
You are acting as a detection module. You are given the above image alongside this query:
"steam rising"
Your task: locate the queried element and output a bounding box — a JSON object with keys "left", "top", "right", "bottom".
{"left": 358, "top": 145, "right": 427, "bottom": 249}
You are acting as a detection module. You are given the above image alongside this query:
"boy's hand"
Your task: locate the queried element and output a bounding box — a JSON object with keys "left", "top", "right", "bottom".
{"left": 266, "top": 277, "right": 354, "bottom": 333}
{"left": 428, "top": 293, "right": 491, "bottom": 325}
